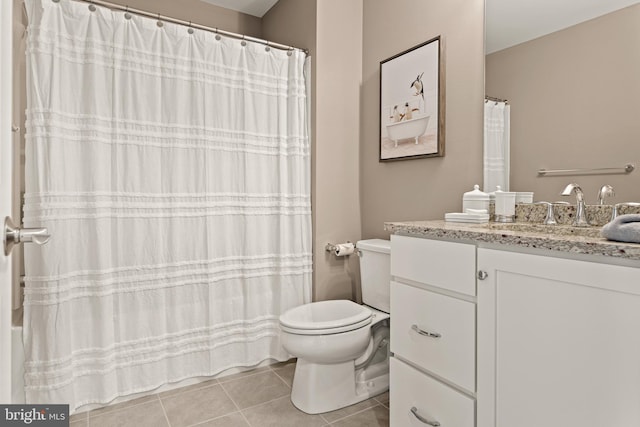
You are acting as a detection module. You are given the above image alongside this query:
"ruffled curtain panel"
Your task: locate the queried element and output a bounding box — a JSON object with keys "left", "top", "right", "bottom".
{"left": 23, "top": 0, "right": 311, "bottom": 411}
{"left": 483, "top": 101, "right": 510, "bottom": 192}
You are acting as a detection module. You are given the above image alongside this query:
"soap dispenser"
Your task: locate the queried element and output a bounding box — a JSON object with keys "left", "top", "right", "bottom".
{"left": 463, "top": 184, "right": 490, "bottom": 213}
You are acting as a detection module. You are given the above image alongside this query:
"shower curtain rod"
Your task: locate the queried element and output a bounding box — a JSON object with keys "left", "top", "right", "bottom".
{"left": 485, "top": 95, "right": 508, "bottom": 104}
{"left": 64, "top": 0, "right": 309, "bottom": 55}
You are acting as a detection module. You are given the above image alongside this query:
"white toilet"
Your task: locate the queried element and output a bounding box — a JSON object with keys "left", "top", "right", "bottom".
{"left": 279, "top": 239, "right": 391, "bottom": 414}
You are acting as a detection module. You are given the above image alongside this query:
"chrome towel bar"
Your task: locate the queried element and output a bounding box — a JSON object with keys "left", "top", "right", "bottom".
{"left": 538, "top": 163, "right": 635, "bottom": 176}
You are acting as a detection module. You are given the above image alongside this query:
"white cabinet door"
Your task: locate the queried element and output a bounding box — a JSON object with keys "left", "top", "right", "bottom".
{"left": 477, "top": 248, "right": 640, "bottom": 427}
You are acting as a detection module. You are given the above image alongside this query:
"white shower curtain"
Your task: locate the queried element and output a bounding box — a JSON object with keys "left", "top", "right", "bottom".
{"left": 22, "top": 0, "right": 311, "bottom": 410}
{"left": 483, "top": 101, "right": 510, "bottom": 192}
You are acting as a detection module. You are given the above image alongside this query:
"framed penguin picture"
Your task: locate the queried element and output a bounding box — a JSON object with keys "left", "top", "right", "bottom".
{"left": 379, "top": 36, "right": 444, "bottom": 161}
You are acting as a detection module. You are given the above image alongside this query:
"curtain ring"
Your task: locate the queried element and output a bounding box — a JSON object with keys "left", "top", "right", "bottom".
{"left": 265, "top": 42, "right": 270, "bottom": 52}
{"left": 124, "top": 6, "right": 132, "bottom": 20}
{"left": 215, "top": 28, "right": 221, "bottom": 41}
{"left": 287, "top": 48, "right": 293, "bottom": 57}
{"left": 156, "top": 14, "right": 163, "bottom": 27}
{"left": 187, "top": 21, "right": 194, "bottom": 34}
{"left": 241, "top": 35, "right": 247, "bottom": 47}
{"left": 52, "top": 0, "right": 60, "bottom": 3}
{"left": 88, "top": 2, "right": 96, "bottom": 12}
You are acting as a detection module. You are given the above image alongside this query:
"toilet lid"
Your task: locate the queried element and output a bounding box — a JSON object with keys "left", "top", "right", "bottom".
{"left": 280, "top": 316, "right": 372, "bottom": 335}
{"left": 279, "top": 300, "right": 372, "bottom": 332}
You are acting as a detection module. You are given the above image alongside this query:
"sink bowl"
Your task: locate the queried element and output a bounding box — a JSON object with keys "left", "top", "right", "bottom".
{"left": 488, "top": 222, "right": 603, "bottom": 239}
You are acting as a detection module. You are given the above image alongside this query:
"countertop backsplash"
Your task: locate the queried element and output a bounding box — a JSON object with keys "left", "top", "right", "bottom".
{"left": 514, "top": 203, "right": 640, "bottom": 226}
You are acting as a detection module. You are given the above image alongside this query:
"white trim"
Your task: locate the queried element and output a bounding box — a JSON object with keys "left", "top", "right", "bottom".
{"left": 0, "top": 0, "right": 14, "bottom": 403}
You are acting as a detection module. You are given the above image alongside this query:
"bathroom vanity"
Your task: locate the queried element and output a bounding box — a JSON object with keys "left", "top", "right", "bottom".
{"left": 386, "top": 221, "right": 640, "bottom": 427}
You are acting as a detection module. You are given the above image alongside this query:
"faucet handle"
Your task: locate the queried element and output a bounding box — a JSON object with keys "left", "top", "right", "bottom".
{"left": 597, "top": 185, "right": 615, "bottom": 205}
{"left": 535, "top": 201, "right": 558, "bottom": 225}
{"left": 611, "top": 202, "right": 640, "bottom": 222}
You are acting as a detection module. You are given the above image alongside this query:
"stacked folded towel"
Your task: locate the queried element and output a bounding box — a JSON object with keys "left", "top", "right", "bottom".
{"left": 444, "top": 208, "right": 489, "bottom": 224}
{"left": 601, "top": 214, "right": 640, "bottom": 243}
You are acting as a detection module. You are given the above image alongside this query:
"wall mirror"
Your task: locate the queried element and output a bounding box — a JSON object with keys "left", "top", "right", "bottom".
{"left": 484, "top": 0, "right": 640, "bottom": 203}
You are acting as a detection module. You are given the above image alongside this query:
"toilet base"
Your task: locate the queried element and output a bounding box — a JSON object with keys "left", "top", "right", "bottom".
{"left": 290, "top": 358, "right": 389, "bottom": 414}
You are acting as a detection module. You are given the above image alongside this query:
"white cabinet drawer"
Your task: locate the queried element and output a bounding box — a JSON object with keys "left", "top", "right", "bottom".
{"left": 391, "top": 235, "right": 476, "bottom": 296}
{"left": 391, "top": 280, "right": 475, "bottom": 392}
{"left": 391, "top": 357, "right": 475, "bottom": 427}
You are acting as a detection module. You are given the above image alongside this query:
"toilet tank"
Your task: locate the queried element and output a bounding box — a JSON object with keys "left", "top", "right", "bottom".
{"left": 357, "top": 239, "right": 391, "bottom": 313}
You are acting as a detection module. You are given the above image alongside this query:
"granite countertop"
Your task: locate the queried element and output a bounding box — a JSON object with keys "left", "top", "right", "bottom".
{"left": 384, "top": 220, "right": 640, "bottom": 262}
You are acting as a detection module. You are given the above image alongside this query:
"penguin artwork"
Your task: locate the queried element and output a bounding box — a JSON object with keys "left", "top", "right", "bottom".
{"left": 392, "top": 105, "right": 401, "bottom": 122}
{"left": 403, "top": 102, "right": 412, "bottom": 121}
{"left": 410, "top": 73, "right": 424, "bottom": 101}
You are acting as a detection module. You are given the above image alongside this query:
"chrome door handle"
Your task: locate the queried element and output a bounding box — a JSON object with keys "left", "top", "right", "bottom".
{"left": 411, "top": 324, "right": 441, "bottom": 339}
{"left": 4, "top": 217, "right": 51, "bottom": 255}
{"left": 410, "top": 407, "right": 440, "bottom": 426}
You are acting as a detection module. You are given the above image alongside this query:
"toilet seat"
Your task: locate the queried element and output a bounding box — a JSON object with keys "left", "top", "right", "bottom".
{"left": 280, "top": 300, "right": 372, "bottom": 335}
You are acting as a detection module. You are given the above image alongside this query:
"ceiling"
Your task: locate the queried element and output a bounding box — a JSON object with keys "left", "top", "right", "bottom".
{"left": 199, "top": 0, "right": 279, "bottom": 17}
{"left": 486, "top": 0, "right": 639, "bottom": 54}
{"left": 200, "top": 0, "right": 639, "bottom": 51}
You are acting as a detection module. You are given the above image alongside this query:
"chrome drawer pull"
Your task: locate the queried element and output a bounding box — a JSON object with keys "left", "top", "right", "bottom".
{"left": 410, "top": 406, "right": 441, "bottom": 426}
{"left": 411, "top": 324, "right": 441, "bottom": 339}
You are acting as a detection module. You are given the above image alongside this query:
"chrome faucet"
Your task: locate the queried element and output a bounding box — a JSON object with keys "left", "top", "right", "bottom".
{"left": 561, "top": 183, "right": 590, "bottom": 227}
{"left": 597, "top": 185, "right": 615, "bottom": 205}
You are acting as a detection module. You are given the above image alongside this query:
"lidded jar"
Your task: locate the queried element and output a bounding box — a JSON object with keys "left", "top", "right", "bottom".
{"left": 463, "top": 184, "right": 490, "bottom": 213}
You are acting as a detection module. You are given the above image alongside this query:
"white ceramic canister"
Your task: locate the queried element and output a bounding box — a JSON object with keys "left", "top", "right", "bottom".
{"left": 463, "top": 184, "right": 490, "bottom": 213}
{"left": 495, "top": 191, "right": 517, "bottom": 222}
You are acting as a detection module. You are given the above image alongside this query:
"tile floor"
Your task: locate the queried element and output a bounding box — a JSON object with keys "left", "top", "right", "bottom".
{"left": 69, "top": 360, "right": 390, "bottom": 427}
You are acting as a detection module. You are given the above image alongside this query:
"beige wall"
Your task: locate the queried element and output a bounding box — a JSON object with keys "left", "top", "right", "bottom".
{"left": 360, "top": 0, "right": 485, "bottom": 239}
{"left": 262, "top": 0, "right": 316, "bottom": 53}
{"left": 314, "top": 0, "right": 363, "bottom": 301}
{"left": 264, "top": 0, "right": 364, "bottom": 302}
{"left": 486, "top": 4, "right": 640, "bottom": 204}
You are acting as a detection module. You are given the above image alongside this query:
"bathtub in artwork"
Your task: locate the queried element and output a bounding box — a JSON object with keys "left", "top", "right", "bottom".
{"left": 385, "top": 115, "right": 431, "bottom": 147}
